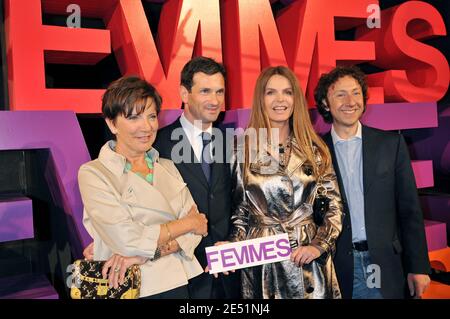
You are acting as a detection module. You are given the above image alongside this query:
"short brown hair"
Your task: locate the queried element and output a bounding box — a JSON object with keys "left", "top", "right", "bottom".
{"left": 180, "top": 57, "right": 226, "bottom": 92}
{"left": 102, "top": 76, "right": 162, "bottom": 121}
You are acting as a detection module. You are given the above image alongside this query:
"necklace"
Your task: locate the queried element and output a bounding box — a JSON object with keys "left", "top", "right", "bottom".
{"left": 278, "top": 136, "right": 292, "bottom": 168}
{"left": 125, "top": 154, "right": 154, "bottom": 184}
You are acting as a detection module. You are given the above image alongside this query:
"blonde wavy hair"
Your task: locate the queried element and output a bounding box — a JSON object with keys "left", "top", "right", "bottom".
{"left": 244, "top": 66, "right": 331, "bottom": 177}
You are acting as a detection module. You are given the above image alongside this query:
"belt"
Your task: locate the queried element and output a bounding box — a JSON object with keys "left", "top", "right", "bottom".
{"left": 352, "top": 240, "right": 368, "bottom": 251}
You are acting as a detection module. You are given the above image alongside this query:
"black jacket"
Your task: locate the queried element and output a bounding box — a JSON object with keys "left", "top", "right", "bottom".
{"left": 323, "top": 125, "right": 431, "bottom": 299}
{"left": 153, "top": 117, "right": 240, "bottom": 298}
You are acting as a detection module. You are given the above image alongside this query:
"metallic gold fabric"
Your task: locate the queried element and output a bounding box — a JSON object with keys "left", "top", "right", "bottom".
{"left": 230, "top": 138, "right": 343, "bottom": 299}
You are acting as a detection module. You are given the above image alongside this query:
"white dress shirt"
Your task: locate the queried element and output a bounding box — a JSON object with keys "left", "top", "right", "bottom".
{"left": 179, "top": 113, "right": 213, "bottom": 161}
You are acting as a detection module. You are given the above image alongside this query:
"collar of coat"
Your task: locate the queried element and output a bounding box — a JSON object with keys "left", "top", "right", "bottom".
{"left": 98, "top": 140, "right": 160, "bottom": 178}
{"left": 96, "top": 141, "right": 186, "bottom": 215}
{"left": 248, "top": 137, "right": 309, "bottom": 176}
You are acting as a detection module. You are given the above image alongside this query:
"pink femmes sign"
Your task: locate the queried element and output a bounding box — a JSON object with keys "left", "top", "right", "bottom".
{"left": 206, "top": 234, "right": 292, "bottom": 274}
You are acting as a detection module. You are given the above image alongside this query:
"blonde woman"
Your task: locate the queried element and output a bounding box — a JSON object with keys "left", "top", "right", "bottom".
{"left": 229, "top": 66, "right": 343, "bottom": 299}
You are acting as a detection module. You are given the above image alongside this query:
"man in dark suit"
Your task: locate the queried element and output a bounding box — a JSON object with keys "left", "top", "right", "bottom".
{"left": 153, "top": 56, "right": 239, "bottom": 299}
{"left": 314, "top": 66, "right": 431, "bottom": 299}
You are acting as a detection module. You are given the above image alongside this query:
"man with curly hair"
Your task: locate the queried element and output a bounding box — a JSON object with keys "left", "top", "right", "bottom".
{"left": 314, "top": 66, "right": 430, "bottom": 299}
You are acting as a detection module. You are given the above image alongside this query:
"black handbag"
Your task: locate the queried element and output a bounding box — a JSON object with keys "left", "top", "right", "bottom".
{"left": 313, "top": 180, "right": 330, "bottom": 226}
{"left": 70, "top": 260, "right": 141, "bottom": 299}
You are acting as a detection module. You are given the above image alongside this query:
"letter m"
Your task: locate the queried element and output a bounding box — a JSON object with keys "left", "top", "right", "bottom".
{"left": 107, "top": 0, "right": 223, "bottom": 109}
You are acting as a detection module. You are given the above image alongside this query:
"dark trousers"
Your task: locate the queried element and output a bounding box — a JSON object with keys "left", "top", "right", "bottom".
{"left": 188, "top": 274, "right": 228, "bottom": 299}
{"left": 141, "top": 285, "right": 189, "bottom": 299}
{"left": 211, "top": 278, "right": 226, "bottom": 299}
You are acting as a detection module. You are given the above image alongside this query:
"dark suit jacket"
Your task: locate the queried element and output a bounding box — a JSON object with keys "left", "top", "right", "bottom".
{"left": 323, "top": 125, "right": 431, "bottom": 299}
{"left": 153, "top": 117, "right": 240, "bottom": 299}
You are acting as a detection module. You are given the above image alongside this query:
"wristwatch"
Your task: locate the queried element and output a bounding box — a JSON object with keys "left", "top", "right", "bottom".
{"left": 151, "top": 247, "right": 161, "bottom": 261}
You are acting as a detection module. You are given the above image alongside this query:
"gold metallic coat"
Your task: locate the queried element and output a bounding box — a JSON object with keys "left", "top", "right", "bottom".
{"left": 230, "top": 138, "right": 343, "bottom": 299}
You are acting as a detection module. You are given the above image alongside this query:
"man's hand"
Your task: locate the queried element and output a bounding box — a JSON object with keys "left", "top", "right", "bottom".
{"left": 204, "top": 241, "right": 235, "bottom": 278}
{"left": 83, "top": 242, "right": 94, "bottom": 261}
{"left": 407, "top": 273, "right": 430, "bottom": 298}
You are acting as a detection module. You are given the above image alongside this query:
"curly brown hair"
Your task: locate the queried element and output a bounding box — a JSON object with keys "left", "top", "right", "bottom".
{"left": 314, "top": 66, "right": 368, "bottom": 123}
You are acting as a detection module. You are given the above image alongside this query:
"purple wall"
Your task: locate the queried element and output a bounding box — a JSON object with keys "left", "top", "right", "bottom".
{"left": 0, "top": 197, "right": 33, "bottom": 243}
{"left": 0, "top": 111, "right": 91, "bottom": 257}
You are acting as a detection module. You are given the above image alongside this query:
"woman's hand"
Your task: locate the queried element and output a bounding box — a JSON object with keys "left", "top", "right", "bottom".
{"left": 102, "top": 254, "right": 147, "bottom": 289}
{"left": 160, "top": 240, "right": 180, "bottom": 256}
{"left": 184, "top": 204, "right": 208, "bottom": 236}
{"left": 83, "top": 242, "right": 94, "bottom": 261}
{"left": 291, "top": 245, "right": 322, "bottom": 267}
{"left": 204, "top": 241, "right": 235, "bottom": 278}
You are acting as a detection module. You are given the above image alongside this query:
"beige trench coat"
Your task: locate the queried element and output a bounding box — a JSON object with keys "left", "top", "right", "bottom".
{"left": 78, "top": 141, "right": 203, "bottom": 297}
